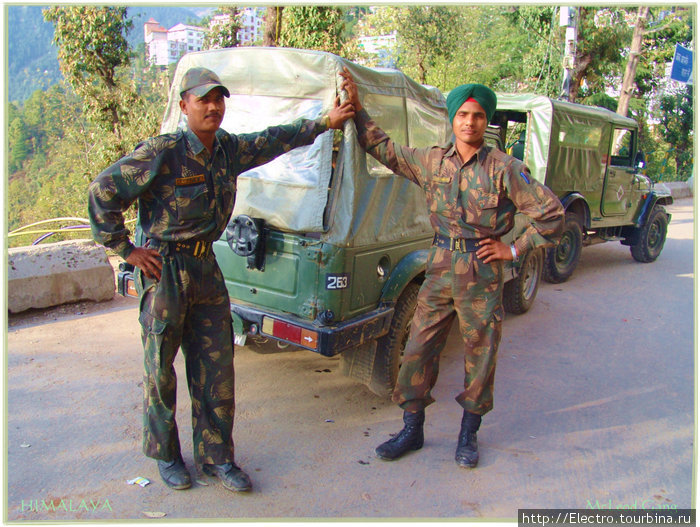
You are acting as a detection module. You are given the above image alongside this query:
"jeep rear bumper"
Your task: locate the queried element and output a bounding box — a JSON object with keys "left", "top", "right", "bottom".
{"left": 231, "top": 302, "right": 395, "bottom": 357}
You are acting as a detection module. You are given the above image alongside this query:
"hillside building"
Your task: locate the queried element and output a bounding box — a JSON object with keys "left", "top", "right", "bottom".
{"left": 209, "top": 7, "right": 265, "bottom": 46}
{"left": 144, "top": 18, "right": 206, "bottom": 66}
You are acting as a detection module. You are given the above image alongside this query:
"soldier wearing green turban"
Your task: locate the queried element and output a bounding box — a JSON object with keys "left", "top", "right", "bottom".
{"left": 341, "top": 69, "right": 563, "bottom": 468}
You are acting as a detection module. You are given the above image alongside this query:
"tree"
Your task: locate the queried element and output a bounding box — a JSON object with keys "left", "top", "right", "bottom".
{"left": 565, "top": 8, "right": 632, "bottom": 102}
{"left": 658, "top": 85, "right": 693, "bottom": 181}
{"left": 280, "top": 6, "right": 346, "bottom": 55}
{"left": 502, "top": 6, "right": 562, "bottom": 97}
{"left": 617, "top": 7, "right": 649, "bottom": 117}
{"left": 43, "top": 6, "right": 136, "bottom": 148}
{"left": 263, "top": 6, "right": 284, "bottom": 46}
{"left": 8, "top": 117, "right": 30, "bottom": 173}
{"left": 203, "top": 7, "right": 242, "bottom": 49}
{"left": 362, "top": 6, "right": 460, "bottom": 85}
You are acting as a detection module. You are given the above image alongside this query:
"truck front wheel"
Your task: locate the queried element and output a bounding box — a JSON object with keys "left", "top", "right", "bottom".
{"left": 503, "top": 248, "right": 543, "bottom": 314}
{"left": 543, "top": 211, "right": 582, "bottom": 283}
{"left": 630, "top": 205, "right": 668, "bottom": 263}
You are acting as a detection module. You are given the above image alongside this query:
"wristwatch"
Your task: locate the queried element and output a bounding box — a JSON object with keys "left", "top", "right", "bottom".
{"left": 321, "top": 114, "right": 330, "bottom": 129}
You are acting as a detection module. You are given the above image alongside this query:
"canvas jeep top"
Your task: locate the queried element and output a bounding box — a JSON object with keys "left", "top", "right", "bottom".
{"left": 119, "top": 47, "right": 545, "bottom": 396}
{"left": 490, "top": 93, "right": 673, "bottom": 283}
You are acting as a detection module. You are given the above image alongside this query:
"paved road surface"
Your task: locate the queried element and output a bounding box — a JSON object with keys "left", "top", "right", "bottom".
{"left": 5, "top": 198, "right": 695, "bottom": 522}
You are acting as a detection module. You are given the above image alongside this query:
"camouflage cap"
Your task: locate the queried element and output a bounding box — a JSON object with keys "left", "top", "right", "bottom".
{"left": 180, "top": 67, "right": 230, "bottom": 98}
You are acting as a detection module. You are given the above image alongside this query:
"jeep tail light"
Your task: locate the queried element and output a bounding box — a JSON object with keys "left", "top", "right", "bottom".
{"left": 261, "top": 316, "right": 318, "bottom": 350}
{"left": 125, "top": 276, "right": 138, "bottom": 297}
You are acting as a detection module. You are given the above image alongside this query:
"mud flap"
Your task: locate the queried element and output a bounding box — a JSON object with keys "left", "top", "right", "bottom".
{"left": 339, "top": 341, "right": 378, "bottom": 389}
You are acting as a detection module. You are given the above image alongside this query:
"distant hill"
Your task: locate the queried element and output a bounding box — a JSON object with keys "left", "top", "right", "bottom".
{"left": 7, "top": 5, "right": 211, "bottom": 104}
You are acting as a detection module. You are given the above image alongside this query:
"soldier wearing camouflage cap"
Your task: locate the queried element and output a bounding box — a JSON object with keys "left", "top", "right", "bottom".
{"left": 340, "top": 69, "right": 563, "bottom": 468}
{"left": 88, "top": 67, "right": 354, "bottom": 492}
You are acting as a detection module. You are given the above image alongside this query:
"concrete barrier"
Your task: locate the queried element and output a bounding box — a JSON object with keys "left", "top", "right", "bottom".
{"left": 656, "top": 181, "right": 693, "bottom": 199}
{"left": 8, "top": 239, "right": 115, "bottom": 313}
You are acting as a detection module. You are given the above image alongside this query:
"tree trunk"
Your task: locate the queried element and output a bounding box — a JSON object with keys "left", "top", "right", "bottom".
{"left": 617, "top": 6, "right": 649, "bottom": 117}
{"left": 570, "top": 54, "right": 592, "bottom": 102}
{"left": 263, "top": 6, "right": 284, "bottom": 46}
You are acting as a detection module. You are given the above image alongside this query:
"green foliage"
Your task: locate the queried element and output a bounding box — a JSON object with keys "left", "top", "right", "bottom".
{"left": 656, "top": 85, "right": 694, "bottom": 181}
{"left": 7, "top": 4, "right": 694, "bottom": 247}
{"left": 43, "top": 6, "right": 136, "bottom": 148}
{"left": 203, "top": 7, "right": 242, "bottom": 49}
{"left": 501, "top": 6, "right": 562, "bottom": 97}
{"left": 636, "top": 7, "right": 693, "bottom": 97}
{"left": 581, "top": 92, "right": 618, "bottom": 112}
{"left": 280, "top": 6, "right": 346, "bottom": 56}
{"left": 572, "top": 8, "right": 631, "bottom": 101}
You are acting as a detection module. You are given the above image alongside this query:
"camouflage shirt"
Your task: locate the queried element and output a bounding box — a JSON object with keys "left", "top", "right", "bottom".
{"left": 88, "top": 118, "right": 328, "bottom": 260}
{"left": 355, "top": 109, "right": 564, "bottom": 255}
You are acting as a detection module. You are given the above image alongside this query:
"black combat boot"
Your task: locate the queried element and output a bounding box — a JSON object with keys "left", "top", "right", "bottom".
{"left": 455, "top": 410, "right": 481, "bottom": 468}
{"left": 157, "top": 457, "right": 192, "bottom": 490}
{"left": 375, "top": 409, "right": 425, "bottom": 461}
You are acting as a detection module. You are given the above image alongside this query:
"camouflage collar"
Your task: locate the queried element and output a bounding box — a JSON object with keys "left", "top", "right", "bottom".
{"left": 184, "top": 127, "right": 223, "bottom": 156}
{"left": 444, "top": 142, "right": 492, "bottom": 165}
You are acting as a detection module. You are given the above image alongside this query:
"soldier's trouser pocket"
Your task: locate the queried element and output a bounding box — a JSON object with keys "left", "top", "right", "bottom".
{"left": 139, "top": 310, "right": 168, "bottom": 367}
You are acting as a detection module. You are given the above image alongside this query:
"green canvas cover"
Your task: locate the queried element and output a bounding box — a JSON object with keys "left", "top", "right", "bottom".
{"left": 162, "top": 47, "right": 451, "bottom": 247}
{"left": 495, "top": 93, "right": 638, "bottom": 192}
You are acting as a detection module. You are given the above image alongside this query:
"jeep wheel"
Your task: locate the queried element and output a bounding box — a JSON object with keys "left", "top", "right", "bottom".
{"left": 543, "top": 211, "right": 582, "bottom": 283}
{"left": 370, "top": 282, "right": 420, "bottom": 397}
{"left": 630, "top": 205, "right": 668, "bottom": 263}
{"left": 503, "top": 248, "right": 543, "bottom": 314}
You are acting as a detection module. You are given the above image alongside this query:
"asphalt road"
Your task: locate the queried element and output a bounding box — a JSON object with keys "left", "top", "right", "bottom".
{"left": 5, "top": 198, "right": 695, "bottom": 523}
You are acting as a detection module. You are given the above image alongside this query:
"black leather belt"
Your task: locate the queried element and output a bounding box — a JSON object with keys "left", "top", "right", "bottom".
{"left": 432, "top": 233, "right": 481, "bottom": 252}
{"left": 148, "top": 239, "right": 213, "bottom": 259}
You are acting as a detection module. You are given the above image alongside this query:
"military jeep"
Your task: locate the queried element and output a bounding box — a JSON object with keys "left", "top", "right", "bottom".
{"left": 119, "top": 48, "right": 543, "bottom": 396}
{"left": 491, "top": 94, "right": 673, "bottom": 283}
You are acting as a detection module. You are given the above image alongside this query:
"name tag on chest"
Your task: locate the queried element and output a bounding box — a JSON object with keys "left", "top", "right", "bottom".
{"left": 175, "top": 174, "right": 206, "bottom": 186}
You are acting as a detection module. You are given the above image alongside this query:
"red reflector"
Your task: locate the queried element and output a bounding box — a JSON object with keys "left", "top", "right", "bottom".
{"left": 275, "top": 320, "right": 301, "bottom": 342}
{"left": 262, "top": 317, "right": 318, "bottom": 349}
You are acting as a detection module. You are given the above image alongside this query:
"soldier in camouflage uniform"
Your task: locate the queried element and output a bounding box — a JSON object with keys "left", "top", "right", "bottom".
{"left": 88, "top": 67, "right": 354, "bottom": 491}
{"left": 341, "top": 70, "right": 563, "bottom": 467}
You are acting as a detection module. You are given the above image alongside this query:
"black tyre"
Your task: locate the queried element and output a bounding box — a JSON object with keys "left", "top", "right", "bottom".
{"left": 543, "top": 211, "right": 583, "bottom": 283}
{"left": 503, "top": 248, "right": 543, "bottom": 314}
{"left": 368, "top": 282, "right": 420, "bottom": 397}
{"left": 630, "top": 205, "right": 669, "bottom": 263}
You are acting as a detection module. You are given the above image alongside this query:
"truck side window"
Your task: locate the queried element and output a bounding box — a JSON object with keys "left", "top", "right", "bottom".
{"left": 611, "top": 128, "right": 633, "bottom": 166}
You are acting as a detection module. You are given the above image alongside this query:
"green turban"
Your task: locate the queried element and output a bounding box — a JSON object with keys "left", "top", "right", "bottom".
{"left": 446, "top": 84, "right": 497, "bottom": 124}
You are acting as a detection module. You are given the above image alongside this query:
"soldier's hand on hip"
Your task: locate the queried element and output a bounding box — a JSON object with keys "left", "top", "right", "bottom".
{"left": 127, "top": 247, "right": 163, "bottom": 281}
{"left": 476, "top": 238, "right": 510, "bottom": 263}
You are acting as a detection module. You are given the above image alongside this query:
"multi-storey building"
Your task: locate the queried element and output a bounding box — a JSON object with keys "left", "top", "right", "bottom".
{"left": 144, "top": 18, "right": 206, "bottom": 66}
{"left": 209, "top": 7, "right": 264, "bottom": 46}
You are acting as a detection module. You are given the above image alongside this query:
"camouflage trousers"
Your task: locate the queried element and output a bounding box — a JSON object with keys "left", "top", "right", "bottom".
{"left": 393, "top": 246, "right": 504, "bottom": 415}
{"left": 136, "top": 248, "right": 236, "bottom": 466}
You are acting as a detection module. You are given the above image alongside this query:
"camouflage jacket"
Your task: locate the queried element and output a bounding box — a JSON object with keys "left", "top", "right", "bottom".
{"left": 88, "top": 118, "right": 328, "bottom": 260}
{"left": 355, "top": 109, "right": 564, "bottom": 255}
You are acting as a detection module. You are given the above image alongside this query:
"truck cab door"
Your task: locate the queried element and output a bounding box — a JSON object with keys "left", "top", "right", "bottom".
{"left": 602, "top": 127, "right": 636, "bottom": 216}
